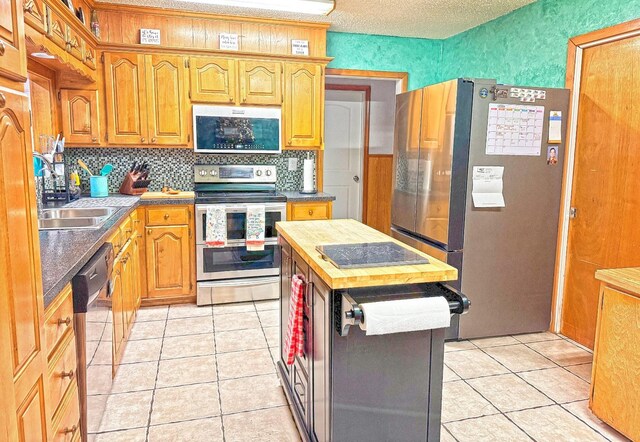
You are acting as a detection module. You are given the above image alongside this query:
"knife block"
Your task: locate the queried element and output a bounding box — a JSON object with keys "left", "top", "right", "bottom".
{"left": 119, "top": 172, "right": 150, "bottom": 195}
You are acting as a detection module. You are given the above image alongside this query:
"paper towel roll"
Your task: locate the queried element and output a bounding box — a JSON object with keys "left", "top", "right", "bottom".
{"left": 303, "top": 158, "right": 314, "bottom": 192}
{"left": 359, "top": 297, "right": 451, "bottom": 336}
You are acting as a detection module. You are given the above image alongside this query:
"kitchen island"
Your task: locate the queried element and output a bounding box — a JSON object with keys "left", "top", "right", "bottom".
{"left": 276, "top": 219, "right": 467, "bottom": 442}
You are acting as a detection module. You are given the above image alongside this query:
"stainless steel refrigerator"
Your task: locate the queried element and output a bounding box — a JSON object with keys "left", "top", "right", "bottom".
{"left": 390, "top": 78, "right": 570, "bottom": 340}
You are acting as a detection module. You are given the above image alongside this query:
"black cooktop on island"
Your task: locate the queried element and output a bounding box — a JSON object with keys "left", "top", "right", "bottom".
{"left": 316, "top": 241, "right": 429, "bottom": 269}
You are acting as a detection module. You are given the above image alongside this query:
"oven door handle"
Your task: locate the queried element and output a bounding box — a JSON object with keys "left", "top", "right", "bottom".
{"left": 198, "top": 276, "right": 279, "bottom": 288}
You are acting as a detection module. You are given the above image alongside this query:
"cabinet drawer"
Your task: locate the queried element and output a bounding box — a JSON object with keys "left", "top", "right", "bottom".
{"left": 46, "top": 5, "right": 68, "bottom": 51}
{"left": 289, "top": 202, "right": 332, "bottom": 221}
{"left": 44, "top": 284, "right": 74, "bottom": 359}
{"left": 24, "top": 0, "right": 47, "bottom": 33}
{"left": 83, "top": 43, "right": 97, "bottom": 70}
{"left": 51, "top": 383, "right": 80, "bottom": 442}
{"left": 146, "top": 206, "right": 190, "bottom": 226}
{"left": 120, "top": 215, "right": 134, "bottom": 239}
{"left": 108, "top": 227, "right": 123, "bottom": 255}
{"left": 47, "top": 333, "right": 78, "bottom": 420}
{"left": 66, "top": 27, "right": 83, "bottom": 61}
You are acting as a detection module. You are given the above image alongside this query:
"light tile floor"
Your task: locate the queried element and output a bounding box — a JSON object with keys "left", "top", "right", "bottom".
{"left": 90, "top": 302, "right": 629, "bottom": 442}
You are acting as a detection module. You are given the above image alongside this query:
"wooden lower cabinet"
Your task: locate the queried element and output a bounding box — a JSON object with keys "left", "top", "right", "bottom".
{"left": 287, "top": 201, "right": 332, "bottom": 221}
{"left": 590, "top": 273, "right": 640, "bottom": 441}
{"left": 143, "top": 205, "right": 194, "bottom": 302}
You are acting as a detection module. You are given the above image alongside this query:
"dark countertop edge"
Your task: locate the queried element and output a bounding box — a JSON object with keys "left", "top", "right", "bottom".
{"left": 280, "top": 191, "right": 336, "bottom": 202}
{"left": 41, "top": 197, "right": 195, "bottom": 309}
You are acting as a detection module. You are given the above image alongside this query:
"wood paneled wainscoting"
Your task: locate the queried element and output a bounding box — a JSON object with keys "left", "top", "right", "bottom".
{"left": 363, "top": 154, "right": 393, "bottom": 234}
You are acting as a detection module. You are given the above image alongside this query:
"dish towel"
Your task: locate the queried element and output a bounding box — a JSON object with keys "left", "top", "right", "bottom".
{"left": 246, "top": 204, "right": 265, "bottom": 251}
{"left": 205, "top": 206, "right": 227, "bottom": 248}
{"left": 284, "top": 275, "right": 305, "bottom": 365}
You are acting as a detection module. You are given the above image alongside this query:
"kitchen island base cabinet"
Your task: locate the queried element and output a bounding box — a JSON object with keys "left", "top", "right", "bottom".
{"left": 278, "top": 236, "right": 449, "bottom": 442}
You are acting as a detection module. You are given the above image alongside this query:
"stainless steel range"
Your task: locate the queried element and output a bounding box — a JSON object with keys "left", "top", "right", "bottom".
{"left": 194, "top": 164, "right": 287, "bottom": 305}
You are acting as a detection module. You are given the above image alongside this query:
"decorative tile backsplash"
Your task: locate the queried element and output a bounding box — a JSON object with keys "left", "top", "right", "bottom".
{"left": 64, "top": 148, "right": 316, "bottom": 193}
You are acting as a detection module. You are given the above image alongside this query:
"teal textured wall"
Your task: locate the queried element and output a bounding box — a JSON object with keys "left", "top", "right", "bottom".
{"left": 440, "top": 0, "right": 640, "bottom": 87}
{"left": 326, "top": 31, "right": 443, "bottom": 89}
{"left": 327, "top": 0, "right": 640, "bottom": 90}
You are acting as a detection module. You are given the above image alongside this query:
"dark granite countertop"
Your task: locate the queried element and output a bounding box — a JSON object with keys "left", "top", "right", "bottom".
{"left": 280, "top": 191, "right": 336, "bottom": 202}
{"left": 40, "top": 194, "right": 194, "bottom": 309}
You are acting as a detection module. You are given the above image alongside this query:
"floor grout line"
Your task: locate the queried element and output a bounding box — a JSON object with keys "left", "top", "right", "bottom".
{"left": 211, "top": 308, "right": 227, "bottom": 442}
{"left": 144, "top": 313, "right": 168, "bottom": 442}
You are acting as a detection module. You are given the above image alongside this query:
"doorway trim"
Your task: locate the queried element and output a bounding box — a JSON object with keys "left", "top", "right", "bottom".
{"left": 326, "top": 68, "right": 409, "bottom": 93}
{"left": 323, "top": 84, "right": 371, "bottom": 221}
{"left": 551, "top": 18, "right": 640, "bottom": 332}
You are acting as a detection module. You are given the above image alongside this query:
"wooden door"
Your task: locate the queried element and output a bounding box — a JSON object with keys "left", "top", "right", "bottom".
{"left": 0, "top": 0, "right": 27, "bottom": 81}
{"left": 591, "top": 285, "right": 640, "bottom": 441}
{"left": 145, "top": 225, "right": 191, "bottom": 298}
{"left": 561, "top": 34, "right": 640, "bottom": 348}
{"left": 238, "top": 60, "right": 282, "bottom": 105}
{"left": 60, "top": 89, "right": 100, "bottom": 145}
{"left": 284, "top": 63, "right": 323, "bottom": 149}
{"left": 28, "top": 64, "right": 59, "bottom": 152}
{"left": 132, "top": 235, "right": 141, "bottom": 309}
{"left": 120, "top": 243, "right": 134, "bottom": 333}
{"left": 189, "top": 56, "right": 237, "bottom": 104}
{"left": 103, "top": 52, "right": 147, "bottom": 145}
{"left": 145, "top": 54, "right": 189, "bottom": 145}
{"left": 0, "top": 89, "right": 49, "bottom": 441}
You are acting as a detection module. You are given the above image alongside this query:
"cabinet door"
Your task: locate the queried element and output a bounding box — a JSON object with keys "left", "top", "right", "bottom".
{"left": 145, "top": 225, "right": 191, "bottom": 298}
{"left": 283, "top": 63, "right": 323, "bottom": 149}
{"left": 279, "top": 241, "right": 292, "bottom": 375}
{"left": 111, "top": 260, "right": 124, "bottom": 364}
{"left": 60, "top": 89, "right": 100, "bottom": 145}
{"left": 104, "top": 52, "right": 148, "bottom": 145}
{"left": 239, "top": 60, "right": 282, "bottom": 105}
{"left": 0, "top": 0, "right": 27, "bottom": 81}
{"left": 591, "top": 285, "right": 640, "bottom": 440}
{"left": 132, "top": 236, "right": 141, "bottom": 309}
{"left": 311, "top": 272, "right": 331, "bottom": 442}
{"left": 23, "top": 0, "right": 46, "bottom": 33}
{"left": 189, "top": 56, "right": 236, "bottom": 104}
{"left": 120, "top": 245, "right": 134, "bottom": 334}
{"left": 0, "top": 89, "right": 49, "bottom": 441}
{"left": 145, "top": 54, "right": 189, "bottom": 145}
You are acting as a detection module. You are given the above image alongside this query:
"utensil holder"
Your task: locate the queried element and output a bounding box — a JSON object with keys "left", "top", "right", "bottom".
{"left": 119, "top": 172, "right": 150, "bottom": 195}
{"left": 90, "top": 176, "right": 109, "bottom": 198}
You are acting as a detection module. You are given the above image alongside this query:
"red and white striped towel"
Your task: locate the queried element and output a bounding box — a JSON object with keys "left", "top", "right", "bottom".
{"left": 284, "top": 275, "right": 305, "bottom": 365}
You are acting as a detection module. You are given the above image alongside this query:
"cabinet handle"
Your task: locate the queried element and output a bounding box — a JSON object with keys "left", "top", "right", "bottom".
{"left": 133, "top": 219, "right": 141, "bottom": 224}
{"left": 62, "top": 425, "right": 78, "bottom": 435}
{"left": 60, "top": 370, "right": 75, "bottom": 379}
{"left": 92, "top": 137, "right": 98, "bottom": 142}
{"left": 163, "top": 214, "right": 170, "bottom": 220}
{"left": 148, "top": 229, "right": 152, "bottom": 235}
{"left": 151, "top": 137, "right": 157, "bottom": 143}
{"left": 58, "top": 316, "right": 72, "bottom": 327}
{"left": 308, "top": 210, "right": 313, "bottom": 216}
{"left": 242, "top": 97, "right": 247, "bottom": 102}
{"left": 141, "top": 137, "right": 146, "bottom": 143}
{"left": 0, "top": 93, "right": 6, "bottom": 108}
{"left": 0, "top": 41, "right": 5, "bottom": 56}
{"left": 228, "top": 97, "right": 234, "bottom": 102}
{"left": 287, "top": 139, "right": 292, "bottom": 146}
{"left": 24, "top": 1, "right": 34, "bottom": 13}
{"left": 294, "top": 381, "right": 305, "bottom": 398}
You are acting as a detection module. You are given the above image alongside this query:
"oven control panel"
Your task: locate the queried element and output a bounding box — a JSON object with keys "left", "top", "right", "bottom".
{"left": 194, "top": 164, "right": 277, "bottom": 184}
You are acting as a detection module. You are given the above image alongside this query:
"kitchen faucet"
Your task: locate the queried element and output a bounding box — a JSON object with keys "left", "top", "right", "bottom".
{"left": 32, "top": 151, "right": 59, "bottom": 179}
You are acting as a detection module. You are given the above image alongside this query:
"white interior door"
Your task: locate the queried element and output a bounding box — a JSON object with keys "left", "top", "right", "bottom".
{"left": 324, "top": 89, "right": 365, "bottom": 220}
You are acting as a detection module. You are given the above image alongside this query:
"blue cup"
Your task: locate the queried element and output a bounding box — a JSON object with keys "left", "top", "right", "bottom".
{"left": 90, "top": 176, "right": 108, "bottom": 198}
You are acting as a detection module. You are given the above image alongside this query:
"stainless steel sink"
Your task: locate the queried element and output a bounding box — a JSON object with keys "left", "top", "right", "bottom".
{"left": 40, "top": 208, "right": 115, "bottom": 219}
{"left": 39, "top": 207, "right": 117, "bottom": 230}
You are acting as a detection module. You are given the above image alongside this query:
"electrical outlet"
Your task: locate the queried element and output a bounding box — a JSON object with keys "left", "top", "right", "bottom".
{"left": 288, "top": 157, "right": 298, "bottom": 171}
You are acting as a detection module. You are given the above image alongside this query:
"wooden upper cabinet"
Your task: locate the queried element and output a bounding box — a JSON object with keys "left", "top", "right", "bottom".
{"left": 283, "top": 63, "right": 323, "bottom": 149}
{"left": 238, "top": 60, "right": 282, "bottom": 105}
{"left": 145, "top": 54, "right": 189, "bottom": 145}
{"left": 0, "top": 0, "right": 28, "bottom": 81}
{"left": 60, "top": 89, "right": 100, "bottom": 145}
{"left": 45, "top": 4, "right": 68, "bottom": 51}
{"left": 23, "top": 0, "right": 46, "bottom": 33}
{"left": 104, "top": 52, "right": 148, "bottom": 145}
{"left": 189, "top": 56, "right": 236, "bottom": 104}
{"left": 0, "top": 88, "right": 49, "bottom": 442}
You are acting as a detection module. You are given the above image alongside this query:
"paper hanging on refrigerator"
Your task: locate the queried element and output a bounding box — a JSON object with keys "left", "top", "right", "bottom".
{"left": 472, "top": 166, "right": 505, "bottom": 208}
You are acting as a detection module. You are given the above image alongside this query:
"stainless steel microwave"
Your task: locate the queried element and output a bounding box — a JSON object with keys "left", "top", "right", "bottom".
{"left": 193, "top": 105, "right": 282, "bottom": 154}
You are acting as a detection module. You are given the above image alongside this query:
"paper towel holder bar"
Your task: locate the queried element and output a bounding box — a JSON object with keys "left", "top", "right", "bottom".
{"left": 337, "top": 283, "right": 470, "bottom": 337}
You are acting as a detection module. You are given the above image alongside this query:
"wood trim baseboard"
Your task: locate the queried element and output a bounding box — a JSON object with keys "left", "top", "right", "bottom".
{"left": 140, "top": 295, "right": 197, "bottom": 307}
{"left": 325, "top": 68, "right": 408, "bottom": 92}
{"left": 551, "top": 17, "right": 640, "bottom": 332}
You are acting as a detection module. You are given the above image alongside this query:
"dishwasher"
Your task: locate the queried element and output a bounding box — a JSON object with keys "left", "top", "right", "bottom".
{"left": 72, "top": 242, "right": 114, "bottom": 442}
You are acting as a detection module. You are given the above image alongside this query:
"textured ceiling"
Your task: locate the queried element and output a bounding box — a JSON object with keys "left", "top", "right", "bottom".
{"left": 98, "top": 0, "right": 537, "bottom": 39}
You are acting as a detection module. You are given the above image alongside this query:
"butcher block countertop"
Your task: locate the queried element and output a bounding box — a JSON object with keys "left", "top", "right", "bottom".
{"left": 595, "top": 267, "right": 640, "bottom": 296}
{"left": 276, "top": 219, "right": 457, "bottom": 289}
